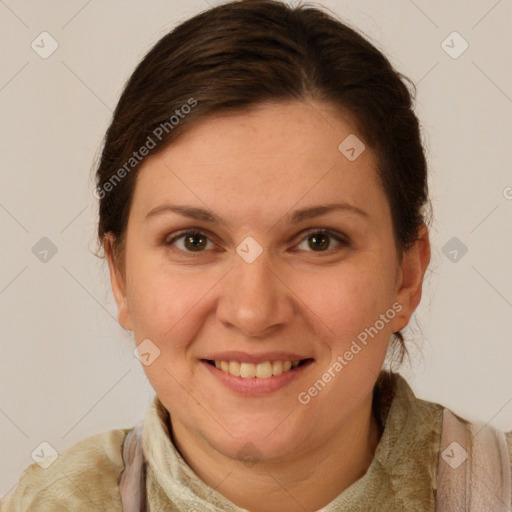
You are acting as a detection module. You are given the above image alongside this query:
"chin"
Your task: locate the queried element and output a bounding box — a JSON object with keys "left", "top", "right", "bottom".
{"left": 205, "top": 411, "right": 308, "bottom": 462}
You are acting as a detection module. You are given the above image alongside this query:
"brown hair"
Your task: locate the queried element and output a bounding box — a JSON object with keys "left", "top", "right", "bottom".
{"left": 95, "top": 0, "right": 429, "bottom": 362}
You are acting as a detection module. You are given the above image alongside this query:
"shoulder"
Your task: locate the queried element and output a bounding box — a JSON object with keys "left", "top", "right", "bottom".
{"left": 437, "top": 411, "right": 512, "bottom": 509}
{"left": 1, "top": 428, "right": 130, "bottom": 512}
{"left": 507, "top": 430, "right": 512, "bottom": 481}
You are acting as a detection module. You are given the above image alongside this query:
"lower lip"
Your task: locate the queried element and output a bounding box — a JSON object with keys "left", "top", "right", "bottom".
{"left": 201, "top": 360, "right": 313, "bottom": 395}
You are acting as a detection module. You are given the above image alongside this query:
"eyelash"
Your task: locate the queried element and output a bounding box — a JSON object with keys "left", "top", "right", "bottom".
{"left": 164, "top": 228, "right": 349, "bottom": 255}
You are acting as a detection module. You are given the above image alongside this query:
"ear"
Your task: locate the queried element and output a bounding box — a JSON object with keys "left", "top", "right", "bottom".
{"left": 104, "top": 234, "right": 134, "bottom": 332}
{"left": 391, "top": 224, "right": 431, "bottom": 332}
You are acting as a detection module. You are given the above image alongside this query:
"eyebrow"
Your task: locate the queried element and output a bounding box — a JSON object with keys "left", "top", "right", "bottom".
{"left": 144, "top": 202, "right": 368, "bottom": 225}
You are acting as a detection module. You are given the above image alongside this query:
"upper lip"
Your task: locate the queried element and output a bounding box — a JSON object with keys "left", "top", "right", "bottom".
{"left": 202, "top": 351, "right": 313, "bottom": 364}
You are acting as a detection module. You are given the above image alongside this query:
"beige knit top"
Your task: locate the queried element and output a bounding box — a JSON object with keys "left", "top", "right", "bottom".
{"left": 2, "top": 372, "right": 511, "bottom": 511}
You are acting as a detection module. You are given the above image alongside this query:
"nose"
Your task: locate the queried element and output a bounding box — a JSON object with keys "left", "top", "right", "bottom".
{"left": 216, "top": 249, "right": 295, "bottom": 338}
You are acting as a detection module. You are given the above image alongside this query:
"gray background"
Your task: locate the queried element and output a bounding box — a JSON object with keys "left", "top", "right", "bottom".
{"left": 1, "top": 0, "right": 511, "bottom": 499}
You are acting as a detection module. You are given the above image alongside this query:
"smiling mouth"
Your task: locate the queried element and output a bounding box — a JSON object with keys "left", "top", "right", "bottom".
{"left": 204, "top": 359, "right": 313, "bottom": 379}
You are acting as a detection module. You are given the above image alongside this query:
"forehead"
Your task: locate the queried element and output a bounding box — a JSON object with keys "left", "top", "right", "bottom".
{"left": 130, "top": 100, "right": 388, "bottom": 226}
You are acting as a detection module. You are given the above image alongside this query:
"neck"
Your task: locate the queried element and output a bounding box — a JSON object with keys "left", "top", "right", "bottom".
{"left": 171, "top": 390, "right": 382, "bottom": 512}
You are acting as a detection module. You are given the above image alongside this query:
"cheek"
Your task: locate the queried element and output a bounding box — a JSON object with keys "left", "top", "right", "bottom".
{"left": 125, "top": 244, "right": 398, "bottom": 359}
{"left": 126, "top": 266, "right": 218, "bottom": 394}
{"left": 293, "top": 259, "right": 395, "bottom": 340}
{"left": 125, "top": 259, "right": 213, "bottom": 348}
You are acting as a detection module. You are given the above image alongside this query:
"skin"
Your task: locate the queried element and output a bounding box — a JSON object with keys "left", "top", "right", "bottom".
{"left": 105, "top": 100, "right": 430, "bottom": 511}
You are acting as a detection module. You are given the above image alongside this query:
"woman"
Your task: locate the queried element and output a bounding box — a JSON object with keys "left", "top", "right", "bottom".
{"left": 2, "top": 0, "right": 510, "bottom": 510}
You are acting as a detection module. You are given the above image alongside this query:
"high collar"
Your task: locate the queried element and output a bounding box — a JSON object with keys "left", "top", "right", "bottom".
{"left": 141, "top": 371, "right": 442, "bottom": 511}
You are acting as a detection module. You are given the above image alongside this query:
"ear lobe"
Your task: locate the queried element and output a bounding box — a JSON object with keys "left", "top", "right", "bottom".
{"left": 104, "top": 234, "right": 134, "bottom": 332}
{"left": 392, "top": 224, "right": 431, "bottom": 331}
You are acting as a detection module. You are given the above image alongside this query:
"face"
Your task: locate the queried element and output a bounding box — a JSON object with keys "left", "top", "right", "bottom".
{"left": 107, "top": 100, "right": 429, "bottom": 464}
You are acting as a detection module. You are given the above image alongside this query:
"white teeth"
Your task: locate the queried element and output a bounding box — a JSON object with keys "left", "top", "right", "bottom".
{"left": 256, "top": 361, "right": 272, "bottom": 378}
{"left": 272, "top": 361, "right": 283, "bottom": 375}
{"left": 213, "top": 360, "right": 302, "bottom": 378}
{"left": 228, "top": 361, "right": 241, "bottom": 377}
{"left": 240, "top": 362, "right": 256, "bottom": 378}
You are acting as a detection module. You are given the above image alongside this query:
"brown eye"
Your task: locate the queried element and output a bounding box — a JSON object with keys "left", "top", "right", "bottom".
{"left": 308, "top": 232, "right": 330, "bottom": 251}
{"left": 166, "top": 231, "right": 212, "bottom": 252}
{"left": 296, "top": 229, "right": 348, "bottom": 253}
{"left": 184, "top": 233, "right": 207, "bottom": 251}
